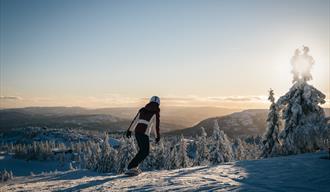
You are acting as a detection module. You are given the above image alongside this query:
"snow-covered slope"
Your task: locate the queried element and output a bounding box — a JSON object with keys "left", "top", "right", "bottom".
{"left": 1, "top": 151, "right": 329, "bottom": 191}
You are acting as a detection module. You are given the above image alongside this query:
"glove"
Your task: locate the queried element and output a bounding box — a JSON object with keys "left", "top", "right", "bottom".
{"left": 126, "top": 130, "right": 132, "bottom": 138}
{"left": 155, "top": 137, "right": 160, "bottom": 144}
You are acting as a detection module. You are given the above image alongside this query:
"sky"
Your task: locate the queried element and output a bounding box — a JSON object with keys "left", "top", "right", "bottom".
{"left": 0, "top": 0, "right": 329, "bottom": 109}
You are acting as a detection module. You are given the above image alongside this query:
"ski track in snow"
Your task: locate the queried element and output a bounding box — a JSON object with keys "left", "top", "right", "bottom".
{"left": 1, "top": 152, "right": 329, "bottom": 192}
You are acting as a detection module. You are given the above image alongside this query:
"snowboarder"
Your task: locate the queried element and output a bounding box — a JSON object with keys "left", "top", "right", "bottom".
{"left": 125, "top": 96, "right": 161, "bottom": 176}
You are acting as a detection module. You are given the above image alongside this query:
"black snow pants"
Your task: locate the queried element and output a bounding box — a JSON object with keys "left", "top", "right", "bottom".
{"left": 127, "top": 133, "right": 150, "bottom": 169}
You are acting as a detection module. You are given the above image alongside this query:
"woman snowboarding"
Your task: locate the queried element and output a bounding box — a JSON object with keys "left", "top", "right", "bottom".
{"left": 125, "top": 96, "right": 160, "bottom": 175}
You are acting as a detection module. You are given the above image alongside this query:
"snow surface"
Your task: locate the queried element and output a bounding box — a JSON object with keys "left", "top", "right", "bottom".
{"left": 1, "top": 152, "right": 329, "bottom": 192}
{"left": 0, "top": 154, "right": 68, "bottom": 176}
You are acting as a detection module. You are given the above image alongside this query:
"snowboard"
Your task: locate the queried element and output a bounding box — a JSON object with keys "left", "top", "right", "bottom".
{"left": 124, "top": 171, "right": 141, "bottom": 177}
{"left": 124, "top": 169, "right": 142, "bottom": 177}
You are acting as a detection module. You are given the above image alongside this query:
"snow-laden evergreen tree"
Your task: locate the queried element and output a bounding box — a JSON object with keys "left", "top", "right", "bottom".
{"left": 1, "top": 169, "right": 13, "bottom": 182}
{"left": 322, "top": 121, "right": 330, "bottom": 149}
{"left": 81, "top": 142, "right": 92, "bottom": 169}
{"left": 32, "top": 141, "right": 52, "bottom": 161}
{"left": 209, "top": 120, "right": 233, "bottom": 164}
{"left": 176, "top": 135, "right": 190, "bottom": 168}
{"left": 69, "top": 162, "right": 75, "bottom": 170}
{"left": 194, "top": 127, "right": 210, "bottom": 166}
{"left": 165, "top": 142, "right": 178, "bottom": 170}
{"left": 59, "top": 152, "right": 65, "bottom": 166}
{"left": 85, "top": 142, "right": 100, "bottom": 170}
{"left": 232, "top": 138, "right": 245, "bottom": 160}
{"left": 96, "top": 133, "right": 117, "bottom": 173}
{"left": 261, "top": 89, "right": 282, "bottom": 158}
{"left": 153, "top": 140, "right": 166, "bottom": 169}
{"left": 12, "top": 141, "right": 53, "bottom": 161}
{"left": 276, "top": 46, "right": 327, "bottom": 155}
{"left": 210, "top": 120, "right": 224, "bottom": 164}
{"left": 242, "top": 138, "right": 263, "bottom": 160}
{"left": 116, "top": 137, "right": 137, "bottom": 173}
{"left": 219, "top": 130, "right": 234, "bottom": 162}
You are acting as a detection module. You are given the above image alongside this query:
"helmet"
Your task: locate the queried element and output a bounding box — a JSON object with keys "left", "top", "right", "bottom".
{"left": 150, "top": 96, "right": 160, "bottom": 105}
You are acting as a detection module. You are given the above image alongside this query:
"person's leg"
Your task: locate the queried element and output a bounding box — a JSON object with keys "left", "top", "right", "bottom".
{"left": 127, "top": 133, "right": 150, "bottom": 169}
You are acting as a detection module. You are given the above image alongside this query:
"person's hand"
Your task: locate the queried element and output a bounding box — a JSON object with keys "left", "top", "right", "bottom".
{"left": 155, "top": 137, "right": 160, "bottom": 144}
{"left": 126, "top": 130, "right": 132, "bottom": 138}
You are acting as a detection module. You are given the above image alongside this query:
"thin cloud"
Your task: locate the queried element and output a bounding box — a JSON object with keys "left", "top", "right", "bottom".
{"left": 157, "top": 97, "right": 196, "bottom": 101}
{"left": 0, "top": 94, "right": 276, "bottom": 109}
{"left": 0, "top": 96, "right": 22, "bottom": 100}
{"left": 207, "top": 96, "right": 265, "bottom": 102}
{"left": 156, "top": 95, "right": 267, "bottom": 103}
{"left": 223, "top": 96, "right": 263, "bottom": 102}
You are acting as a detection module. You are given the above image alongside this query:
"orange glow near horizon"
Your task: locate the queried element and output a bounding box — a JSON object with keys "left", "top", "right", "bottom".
{"left": 1, "top": 95, "right": 329, "bottom": 109}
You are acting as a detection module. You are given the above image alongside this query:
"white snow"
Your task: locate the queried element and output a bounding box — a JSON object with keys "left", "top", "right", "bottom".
{"left": 1, "top": 151, "right": 329, "bottom": 191}
{"left": 0, "top": 154, "right": 67, "bottom": 176}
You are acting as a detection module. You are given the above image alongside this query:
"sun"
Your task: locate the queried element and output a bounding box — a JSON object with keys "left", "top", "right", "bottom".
{"left": 291, "top": 46, "right": 314, "bottom": 83}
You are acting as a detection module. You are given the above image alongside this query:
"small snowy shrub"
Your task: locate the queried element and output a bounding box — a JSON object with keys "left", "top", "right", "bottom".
{"left": 1, "top": 169, "right": 14, "bottom": 182}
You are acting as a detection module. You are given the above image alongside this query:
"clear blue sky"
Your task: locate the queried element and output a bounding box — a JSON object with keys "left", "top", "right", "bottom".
{"left": 1, "top": 0, "right": 329, "bottom": 108}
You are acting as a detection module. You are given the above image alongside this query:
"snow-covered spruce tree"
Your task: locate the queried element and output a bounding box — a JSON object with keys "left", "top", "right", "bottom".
{"left": 210, "top": 120, "right": 224, "bottom": 164}
{"left": 277, "top": 46, "right": 327, "bottom": 155}
{"left": 322, "top": 121, "right": 330, "bottom": 149}
{"left": 69, "top": 162, "right": 75, "bottom": 170}
{"left": 153, "top": 140, "right": 166, "bottom": 170}
{"left": 154, "top": 140, "right": 167, "bottom": 170}
{"left": 209, "top": 120, "right": 233, "bottom": 164}
{"left": 30, "top": 141, "right": 52, "bottom": 161}
{"left": 176, "top": 135, "right": 190, "bottom": 168}
{"left": 96, "top": 133, "right": 117, "bottom": 173}
{"left": 165, "top": 141, "right": 178, "bottom": 170}
{"left": 116, "top": 137, "right": 137, "bottom": 173}
{"left": 12, "top": 141, "right": 53, "bottom": 161}
{"left": 59, "top": 152, "right": 65, "bottom": 166}
{"left": 1, "top": 170, "right": 13, "bottom": 182}
{"left": 194, "top": 127, "right": 210, "bottom": 166}
{"left": 219, "top": 130, "right": 234, "bottom": 162}
{"left": 80, "top": 142, "right": 92, "bottom": 169}
{"left": 162, "top": 139, "right": 173, "bottom": 170}
{"left": 261, "top": 89, "right": 282, "bottom": 158}
{"left": 242, "top": 137, "right": 263, "bottom": 160}
{"left": 85, "top": 141, "right": 101, "bottom": 170}
{"left": 232, "top": 138, "right": 245, "bottom": 160}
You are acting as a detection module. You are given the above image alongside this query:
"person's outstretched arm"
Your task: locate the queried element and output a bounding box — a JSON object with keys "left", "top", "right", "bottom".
{"left": 155, "top": 112, "right": 160, "bottom": 142}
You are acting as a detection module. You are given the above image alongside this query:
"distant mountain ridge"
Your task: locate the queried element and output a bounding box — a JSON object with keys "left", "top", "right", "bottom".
{"left": 167, "top": 108, "right": 330, "bottom": 138}
{"left": 0, "top": 106, "right": 240, "bottom": 133}
{"left": 2, "top": 107, "right": 328, "bottom": 135}
{"left": 0, "top": 110, "right": 128, "bottom": 133}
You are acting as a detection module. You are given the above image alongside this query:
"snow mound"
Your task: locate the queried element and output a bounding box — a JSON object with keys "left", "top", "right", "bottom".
{"left": 1, "top": 152, "right": 329, "bottom": 191}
